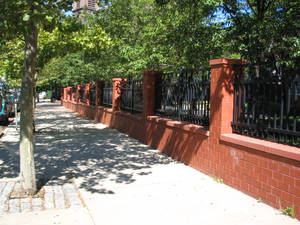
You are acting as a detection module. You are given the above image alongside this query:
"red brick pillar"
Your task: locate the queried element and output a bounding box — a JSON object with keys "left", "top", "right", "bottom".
{"left": 65, "top": 88, "right": 67, "bottom": 101}
{"left": 209, "top": 59, "right": 244, "bottom": 136}
{"left": 69, "top": 87, "right": 72, "bottom": 101}
{"left": 143, "top": 70, "right": 162, "bottom": 117}
{"left": 96, "top": 81, "right": 103, "bottom": 107}
{"left": 71, "top": 87, "right": 75, "bottom": 103}
{"left": 112, "top": 78, "right": 125, "bottom": 112}
{"left": 77, "top": 85, "right": 82, "bottom": 104}
{"left": 61, "top": 88, "right": 65, "bottom": 103}
{"left": 65, "top": 87, "right": 67, "bottom": 101}
{"left": 60, "top": 88, "right": 64, "bottom": 103}
{"left": 85, "top": 84, "right": 90, "bottom": 105}
{"left": 67, "top": 87, "right": 71, "bottom": 101}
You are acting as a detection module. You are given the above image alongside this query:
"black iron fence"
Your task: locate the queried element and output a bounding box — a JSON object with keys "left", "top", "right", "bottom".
{"left": 102, "top": 82, "right": 112, "bottom": 108}
{"left": 232, "top": 59, "right": 300, "bottom": 147}
{"left": 120, "top": 79, "right": 143, "bottom": 114}
{"left": 80, "top": 85, "right": 85, "bottom": 103}
{"left": 89, "top": 85, "right": 96, "bottom": 106}
{"left": 155, "top": 69, "right": 211, "bottom": 127}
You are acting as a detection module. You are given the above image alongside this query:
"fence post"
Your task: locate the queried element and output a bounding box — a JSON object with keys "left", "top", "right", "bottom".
{"left": 209, "top": 59, "right": 244, "bottom": 136}
{"left": 96, "top": 81, "right": 103, "bottom": 107}
{"left": 64, "top": 87, "right": 67, "bottom": 101}
{"left": 62, "top": 88, "right": 65, "bottom": 101}
{"left": 77, "top": 84, "right": 82, "bottom": 104}
{"left": 71, "top": 87, "right": 75, "bottom": 103}
{"left": 112, "top": 78, "right": 124, "bottom": 111}
{"left": 143, "top": 70, "right": 162, "bottom": 117}
{"left": 60, "top": 88, "right": 65, "bottom": 104}
{"left": 85, "top": 84, "right": 90, "bottom": 105}
{"left": 67, "top": 87, "right": 71, "bottom": 101}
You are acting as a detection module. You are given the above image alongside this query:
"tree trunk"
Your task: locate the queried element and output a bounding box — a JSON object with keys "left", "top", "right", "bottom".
{"left": 19, "top": 20, "right": 38, "bottom": 196}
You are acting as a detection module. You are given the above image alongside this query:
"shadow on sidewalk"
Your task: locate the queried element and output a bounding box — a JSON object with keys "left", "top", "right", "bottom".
{"left": 0, "top": 103, "right": 174, "bottom": 194}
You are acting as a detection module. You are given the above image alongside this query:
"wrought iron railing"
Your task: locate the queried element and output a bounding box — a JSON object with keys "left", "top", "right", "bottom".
{"left": 102, "top": 82, "right": 112, "bottom": 108}
{"left": 232, "top": 59, "right": 300, "bottom": 147}
{"left": 80, "top": 85, "right": 85, "bottom": 103}
{"left": 89, "top": 85, "right": 96, "bottom": 106}
{"left": 155, "top": 69, "right": 211, "bottom": 127}
{"left": 120, "top": 79, "right": 143, "bottom": 114}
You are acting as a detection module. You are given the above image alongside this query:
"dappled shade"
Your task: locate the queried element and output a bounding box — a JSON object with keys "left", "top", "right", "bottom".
{"left": 0, "top": 103, "right": 174, "bottom": 194}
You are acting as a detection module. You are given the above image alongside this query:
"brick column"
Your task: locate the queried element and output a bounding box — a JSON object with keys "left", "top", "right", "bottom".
{"left": 65, "top": 87, "right": 67, "bottom": 101}
{"left": 143, "top": 70, "right": 162, "bottom": 117}
{"left": 61, "top": 88, "right": 65, "bottom": 101}
{"left": 64, "top": 87, "right": 67, "bottom": 101}
{"left": 71, "top": 87, "right": 75, "bottom": 103}
{"left": 96, "top": 81, "right": 103, "bottom": 107}
{"left": 112, "top": 78, "right": 125, "bottom": 112}
{"left": 77, "top": 84, "right": 82, "bottom": 104}
{"left": 60, "top": 88, "right": 64, "bottom": 101}
{"left": 85, "top": 84, "right": 90, "bottom": 105}
{"left": 209, "top": 59, "right": 244, "bottom": 136}
{"left": 67, "top": 87, "right": 71, "bottom": 101}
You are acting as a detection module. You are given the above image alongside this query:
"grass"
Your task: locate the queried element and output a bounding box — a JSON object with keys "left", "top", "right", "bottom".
{"left": 278, "top": 200, "right": 295, "bottom": 218}
{"left": 257, "top": 197, "right": 263, "bottom": 203}
{"left": 281, "top": 205, "right": 295, "bottom": 218}
{"left": 211, "top": 175, "right": 223, "bottom": 184}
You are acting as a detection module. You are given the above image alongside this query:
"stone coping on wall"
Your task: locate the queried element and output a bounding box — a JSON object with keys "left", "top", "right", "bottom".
{"left": 115, "top": 110, "right": 143, "bottom": 121}
{"left": 147, "top": 116, "right": 210, "bottom": 136}
{"left": 95, "top": 105, "right": 209, "bottom": 136}
{"left": 64, "top": 100, "right": 96, "bottom": 108}
{"left": 96, "top": 106, "right": 144, "bottom": 121}
{"left": 220, "top": 134, "right": 300, "bottom": 162}
{"left": 97, "top": 106, "right": 113, "bottom": 112}
{"left": 79, "top": 103, "right": 96, "bottom": 108}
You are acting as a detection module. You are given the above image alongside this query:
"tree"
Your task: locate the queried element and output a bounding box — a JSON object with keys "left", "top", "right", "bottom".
{"left": 0, "top": 39, "right": 24, "bottom": 87}
{"left": 95, "top": 0, "right": 222, "bottom": 74}
{"left": 222, "top": 0, "right": 300, "bottom": 62}
{"left": 37, "top": 16, "right": 112, "bottom": 88}
{"left": 0, "top": 0, "right": 74, "bottom": 195}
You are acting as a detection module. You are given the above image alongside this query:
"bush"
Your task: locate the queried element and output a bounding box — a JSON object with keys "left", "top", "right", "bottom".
{"left": 43, "top": 90, "right": 52, "bottom": 99}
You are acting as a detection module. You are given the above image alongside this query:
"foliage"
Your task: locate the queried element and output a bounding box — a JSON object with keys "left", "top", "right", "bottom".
{"left": 222, "top": 0, "right": 300, "bottom": 62}
{"left": 0, "top": 39, "right": 24, "bottom": 87}
{"left": 37, "top": 17, "right": 112, "bottom": 89}
{"left": 2, "top": 0, "right": 299, "bottom": 90}
{"left": 95, "top": 0, "right": 223, "bottom": 74}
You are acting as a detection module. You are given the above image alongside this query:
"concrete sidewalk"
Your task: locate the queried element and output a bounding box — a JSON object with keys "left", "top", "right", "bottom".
{"left": 0, "top": 102, "right": 298, "bottom": 225}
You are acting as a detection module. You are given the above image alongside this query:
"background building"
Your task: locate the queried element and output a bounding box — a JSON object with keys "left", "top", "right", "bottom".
{"left": 72, "top": 0, "right": 100, "bottom": 15}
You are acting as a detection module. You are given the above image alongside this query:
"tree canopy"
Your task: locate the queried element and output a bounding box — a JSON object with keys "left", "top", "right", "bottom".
{"left": 1, "top": 0, "right": 299, "bottom": 89}
{"left": 222, "top": 0, "right": 300, "bottom": 62}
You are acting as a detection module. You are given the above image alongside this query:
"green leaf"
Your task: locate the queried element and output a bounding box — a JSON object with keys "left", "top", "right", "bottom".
{"left": 23, "top": 14, "right": 30, "bottom": 21}
{"left": 46, "top": 16, "right": 53, "bottom": 22}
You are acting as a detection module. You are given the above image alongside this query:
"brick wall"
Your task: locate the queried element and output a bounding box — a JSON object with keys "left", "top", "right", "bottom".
{"left": 61, "top": 59, "right": 300, "bottom": 219}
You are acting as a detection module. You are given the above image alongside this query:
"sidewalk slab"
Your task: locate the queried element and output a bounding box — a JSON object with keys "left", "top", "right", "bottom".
{"left": 0, "top": 208, "right": 94, "bottom": 225}
{"left": 77, "top": 163, "right": 299, "bottom": 225}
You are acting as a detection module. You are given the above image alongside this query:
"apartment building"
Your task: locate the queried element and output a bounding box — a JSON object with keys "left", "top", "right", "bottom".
{"left": 72, "top": 0, "right": 100, "bottom": 15}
